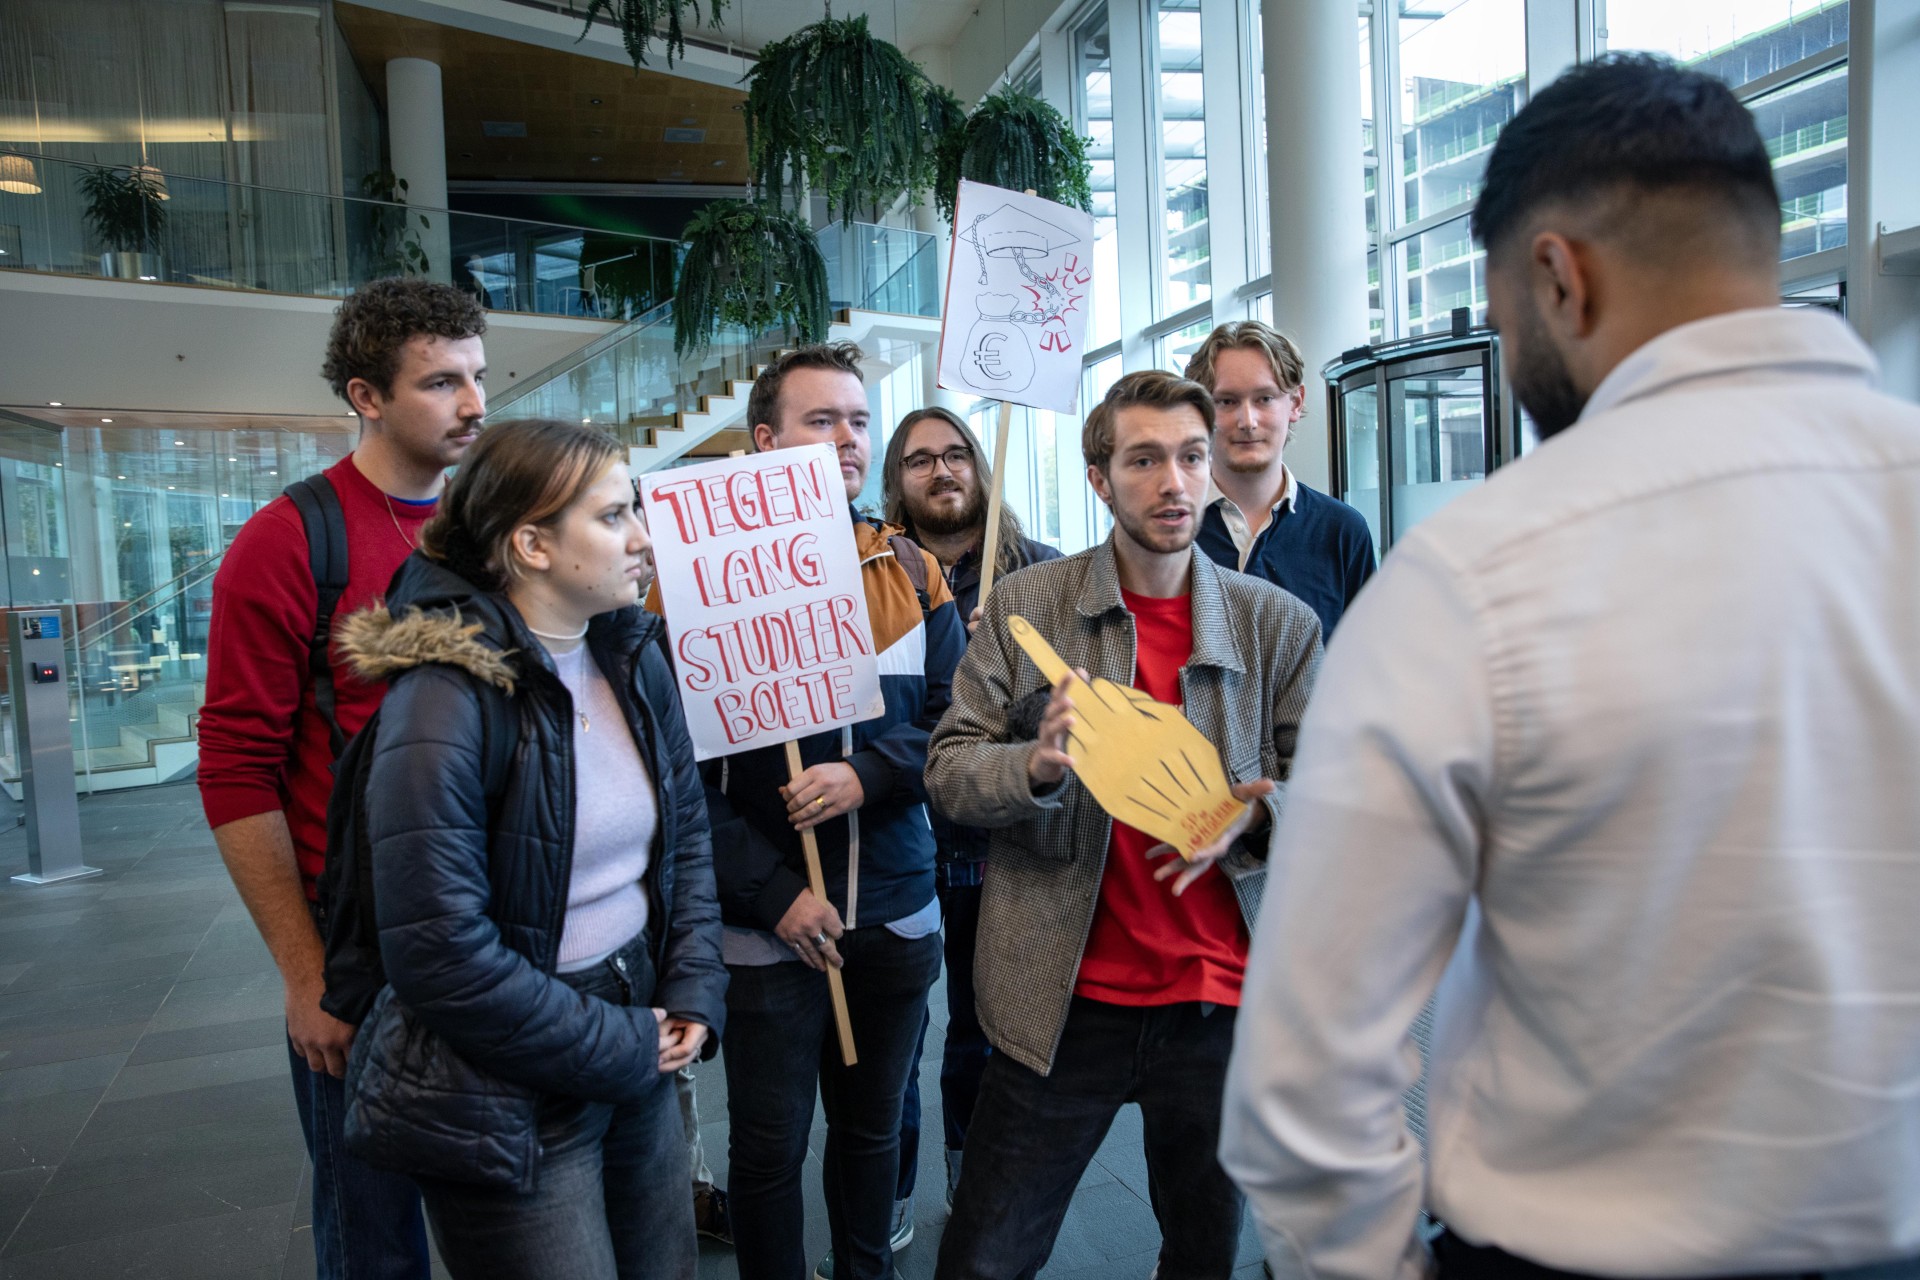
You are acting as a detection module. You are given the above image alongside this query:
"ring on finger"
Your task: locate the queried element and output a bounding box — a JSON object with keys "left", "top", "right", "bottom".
{"left": 815, "top": 796, "right": 828, "bottom": 809}
{"left": 812, "top": 932, "right": 829, "bottom": 948}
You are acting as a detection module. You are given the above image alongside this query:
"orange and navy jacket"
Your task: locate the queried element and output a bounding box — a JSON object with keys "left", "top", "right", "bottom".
{"left": 655, "top": 511, "right": 963, "bottom": 933}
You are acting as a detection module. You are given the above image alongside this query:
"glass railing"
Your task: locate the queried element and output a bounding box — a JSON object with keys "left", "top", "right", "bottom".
{"left": 818, "top": 221, "right": 941, "bottom": 317}
{"left": 0, "top": 149, "right": 682, "bottom": 321}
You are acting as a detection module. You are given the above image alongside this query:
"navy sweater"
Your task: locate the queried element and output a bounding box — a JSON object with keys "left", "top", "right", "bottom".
{"left": 1196, "top": 479, "right": 1376, "bottom": 640}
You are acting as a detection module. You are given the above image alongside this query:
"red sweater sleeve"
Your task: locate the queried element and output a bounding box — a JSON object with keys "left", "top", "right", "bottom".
{"left": 196, "top": 501, "right": 318, "bottom": 830}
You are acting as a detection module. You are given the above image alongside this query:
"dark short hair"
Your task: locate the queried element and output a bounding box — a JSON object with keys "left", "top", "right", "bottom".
{"left": 322, "top": 277, "right": 487, "bottom": 401}
{"left": 746, "top": 341, "right": 865, "bottom": 442}
{"left": 1470, "top": 54, "right": 1780, "bottom": 258}
{"left": 419, "top": 418, "right": 624, "bottom": 591}
{"left": 1081, "top": 370, "right": 1216, "bottom": 473}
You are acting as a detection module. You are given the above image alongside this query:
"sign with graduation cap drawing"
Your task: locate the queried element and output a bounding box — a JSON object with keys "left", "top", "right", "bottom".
{"left": 936, "top": 181, "right": 1096, "bottom": 415}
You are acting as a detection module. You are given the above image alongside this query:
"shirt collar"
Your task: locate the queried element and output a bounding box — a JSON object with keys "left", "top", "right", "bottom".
{"left": 1077, "top": 540, "right": 1244, "bottom": 674}
{"left": 1581, "top": 307, "right": 1879, "bottom": 424}
{"left": 1204, "top": 465, "right": 1297, "bottom": 520}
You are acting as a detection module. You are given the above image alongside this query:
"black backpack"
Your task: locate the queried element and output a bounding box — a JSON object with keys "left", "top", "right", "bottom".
{"left": 285, "top": 474, "right": 518, "bottom": 1025}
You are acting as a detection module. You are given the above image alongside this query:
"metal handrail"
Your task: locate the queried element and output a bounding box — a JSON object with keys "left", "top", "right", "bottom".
{"left": 71, "top": 554, "right": 224, "bottom": 651}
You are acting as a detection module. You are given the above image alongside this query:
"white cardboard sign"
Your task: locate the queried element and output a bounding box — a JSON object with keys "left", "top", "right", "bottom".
{"left": 936, "top": 180, "right": 1096, "bottom": 414}
{"left": 642, "top": 445, "right": 884, "bottom": 761}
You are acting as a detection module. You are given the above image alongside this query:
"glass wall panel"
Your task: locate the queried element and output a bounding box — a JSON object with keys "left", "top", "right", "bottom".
{"left": 1074, "top": 10, "right": 1122, "bottom": 350}
{"left": 1599, "top": 0, "right": 1848, "bottom": 82}
{"left": 1340, "top": 381, "right": 1383, "bottom": 557}
{"left": 1248, "top": 0, "right": 1270, "bottom": 279}
{"left": 1397, "top": 0, "right": 1526, "bottom": 225}
{"left": 1157, "top": 317, "right": 1214, "bottom": 373}
{"left": 1155, "top": 0, "right": 1211, "bottom": 310}
{"left": 1387, "top": 362, "right": 1488, "bottom": 539}
{"left": 1394, "top": 215, "right": 1483, "bottom": 336}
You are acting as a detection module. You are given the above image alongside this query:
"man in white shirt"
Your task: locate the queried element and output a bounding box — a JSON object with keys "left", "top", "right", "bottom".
{"left": 1220, "top": 53, "right": 1920, "bottom": 1280}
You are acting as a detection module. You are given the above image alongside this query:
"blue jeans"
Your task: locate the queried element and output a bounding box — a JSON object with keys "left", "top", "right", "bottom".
{"left": 934, "top": 996, "right": 1245, "bottom": 1280}
{"left": 287, "top": 1037, "right": 432, "bottom": 1280}
{"left": 411, "top": 936, "right": 695, "bottom": 1280}
{"left": 898, "top": 872, "right": 991, "bottom": 1200}
{"left": 724, "top": 927, "right": 942, "bottom": 1280}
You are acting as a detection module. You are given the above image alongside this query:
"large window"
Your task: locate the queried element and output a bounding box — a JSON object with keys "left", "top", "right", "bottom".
{"left": 1074, "top": 10, "right": 1122, "bottom": 350}
{"left": 1601, "top": 1, "right": 1851, "bottom": 263}
{"left": 1154, "top": 0, "right": 1211, "bottom": 309}
{"left": 1396, "top": 0, "right": 1526, "bottom": 226}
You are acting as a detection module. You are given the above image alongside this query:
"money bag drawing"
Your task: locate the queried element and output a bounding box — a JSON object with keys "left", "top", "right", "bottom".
{"left": 956, "top": 202, "right": 1086, "bottom": 356}
{"left": 965, "top": 294, "right": 1036, "bottom": 394}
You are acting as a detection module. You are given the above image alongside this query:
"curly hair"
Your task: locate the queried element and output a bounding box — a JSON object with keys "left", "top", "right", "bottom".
{"left": 745, "top": 341, "right": 865, "bottom": 441}
{"left": 321, "top": 277, "right": 487, "bottom": 401}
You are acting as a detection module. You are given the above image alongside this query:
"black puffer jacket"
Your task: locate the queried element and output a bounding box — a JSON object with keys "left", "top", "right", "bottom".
{"left": 339, "top": 553, "right": 726, "bottom": 1190}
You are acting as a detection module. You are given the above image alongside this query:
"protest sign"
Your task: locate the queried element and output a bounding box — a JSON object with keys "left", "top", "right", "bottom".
{"left": 936, "top": 180, "right": 1096, "bottom": 414}
{"left": 642, "top": 445, "right": 883, "bottom": 761}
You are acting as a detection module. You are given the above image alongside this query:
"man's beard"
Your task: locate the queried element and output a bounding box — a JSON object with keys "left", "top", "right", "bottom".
{"left": 908, "top": 481, "right": 986, "bottom": 537}
{"left": 1509, "top": 297, "right": 1588, "bottom": 441}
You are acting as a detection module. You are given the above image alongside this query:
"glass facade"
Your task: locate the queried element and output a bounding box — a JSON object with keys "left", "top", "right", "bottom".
{"left": 1075, "top": 10, "right": 1122, "bottom": 351}
{"left": 1155, "top": 0, "right": 1211, "bottom": 309}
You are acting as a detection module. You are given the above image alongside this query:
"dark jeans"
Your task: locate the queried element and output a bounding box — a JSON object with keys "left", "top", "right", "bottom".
{"left": 935, "top": 996, "right": 1244, "bottom": 1280}
{"left": 287, "top": 1039, "right": 434, "bottom": 1280}
{"left": 898, "top": 873, "right": 991, "bottom": 1200}
{"left": 1434, "top": 1233, "right": 1920, "bottom": 1280}
{"left": 413, "top": 936, "right": 694, "bottom": 1280}
{"left": 291, "top": 901, "right": 432, "bottom": 1280}
{"left": 724, "top": 927, "right": 943, "bottom": 1280}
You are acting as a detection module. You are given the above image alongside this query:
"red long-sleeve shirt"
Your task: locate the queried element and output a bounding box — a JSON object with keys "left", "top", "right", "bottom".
{"left": 197, "top": 454, "right": 436, "bottom": 897}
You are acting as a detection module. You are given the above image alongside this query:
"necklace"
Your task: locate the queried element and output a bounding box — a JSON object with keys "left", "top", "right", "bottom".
{"left": 546, "top": 641, "right": 591, "bottom": 733}
{"left": 382, "top": 494, "right": 419, "bottom": 553}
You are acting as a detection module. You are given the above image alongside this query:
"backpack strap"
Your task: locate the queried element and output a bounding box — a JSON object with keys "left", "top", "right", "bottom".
{"left": 888, "top": 533, "right": 932, "bottom": 616}
{"left": 284, "top": 475, "right": 350, "bottom": 757}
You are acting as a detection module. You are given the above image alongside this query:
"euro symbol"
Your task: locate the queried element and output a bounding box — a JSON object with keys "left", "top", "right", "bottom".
{"left": 971, "top": 331, "right": 1014, "bottom": 382}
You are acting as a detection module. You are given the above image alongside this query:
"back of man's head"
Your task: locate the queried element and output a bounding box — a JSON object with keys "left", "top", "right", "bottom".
{"left": 1471, "top": 54, "right": 1781, "bottom": 271}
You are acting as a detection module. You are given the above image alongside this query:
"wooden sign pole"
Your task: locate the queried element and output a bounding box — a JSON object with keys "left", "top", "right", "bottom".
{"left": 975, "top": 399, "right": 1016, "bottom": 604}
{"left": 785, "top": 738, "right": 858, "bottom": 1066}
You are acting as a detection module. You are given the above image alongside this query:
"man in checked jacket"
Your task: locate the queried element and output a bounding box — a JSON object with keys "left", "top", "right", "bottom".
{"left": 926, "top": 369, "right": 1323, "bottom": 1280}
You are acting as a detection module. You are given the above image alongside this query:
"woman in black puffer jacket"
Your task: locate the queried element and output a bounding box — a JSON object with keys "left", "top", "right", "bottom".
{"left": 338, "top": 418, "right": 725, "bottom": 1280}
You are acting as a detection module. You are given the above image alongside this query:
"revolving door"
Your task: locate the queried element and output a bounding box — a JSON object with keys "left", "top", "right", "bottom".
{"left": 1324, "top": 330, "right": 1526, "bottom": 558}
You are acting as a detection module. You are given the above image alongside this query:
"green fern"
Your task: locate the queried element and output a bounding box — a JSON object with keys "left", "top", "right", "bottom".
{"left": 934, "top": 88, "right": 1095, "bottom": 226}
{"left": 581, "top": 0, "right": 726, "bottom": 68}
{"left": 744, "top": 14, "right": 947, "bottom": 223}
{"left": 673, "top": 200, "right": 830, "bottom": 357}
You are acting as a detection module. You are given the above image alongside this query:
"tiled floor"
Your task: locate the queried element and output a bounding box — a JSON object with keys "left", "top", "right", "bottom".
{"left": 0, "top": 783, "right": 1268, "bottom": 1279}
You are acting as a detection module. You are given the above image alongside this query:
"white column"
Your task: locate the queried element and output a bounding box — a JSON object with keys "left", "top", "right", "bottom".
{"left": 1847, "top": 0, "right": 1920, "bottom": 403}
{"left": 386, "top": 57, "right": 451, "bottom": 284}
{"left": 1262, "top": 0, "right": 1370, "bottom": 491}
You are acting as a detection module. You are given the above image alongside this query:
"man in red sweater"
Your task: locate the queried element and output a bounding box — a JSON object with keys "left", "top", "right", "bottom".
{"left": 198, "top": 277, "right": 486, "bottom": 1280}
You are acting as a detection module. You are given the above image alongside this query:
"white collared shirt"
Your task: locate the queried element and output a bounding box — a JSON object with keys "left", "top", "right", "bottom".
{"left": 1222, "top": 309, "right": 1920, "bottom": 1280}
{"left": 1206, "top": 466, "right": 1297, "bottom": 571}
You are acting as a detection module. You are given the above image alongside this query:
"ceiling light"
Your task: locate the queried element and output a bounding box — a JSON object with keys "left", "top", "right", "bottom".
{"left": 228, "top": 457, "right": 236, "bottom": 462}
{"left": 589, "top": 156, "right": 602, "bottom": 163}
{"left": 582, "top": 416, "right": 591, "bottom": 423}
{"left": 123, "top": 521, "right": 132, "bottom": 528}
{"left": 47, "top": 401, "right": 61, "bottom": 406}
{"left": 167, "top": 485, "right": 175, "bottom": 490}
{"left": 269, "top": 470, "right": 277, "bottom": 475}
{"left": 131, "top": 164, "right": 170, "bottom": 200}
{"left": 0, "top": 154, "right": 42, "bottom": 195}
{"left": 117, "top": 474, "right": 125, "bottom": 480}
{"left": 590, "top": 97, "right": 603, "bottom": 105}
{"left": 30, "top": 569, "right": 39, "bottom": 576}
{"left": 174, "top": 439, "right": 184, "bottom": 446}
{"left": 101, "top": 417, "right": 113, "bottom": 423}
{"left": 712, "top": 159, "right": 726, "bottom": 167}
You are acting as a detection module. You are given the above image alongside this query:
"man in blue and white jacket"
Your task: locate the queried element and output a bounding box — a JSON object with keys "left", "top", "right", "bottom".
{"left": 689, "top": 342, "right": 964, "bottom": 1280}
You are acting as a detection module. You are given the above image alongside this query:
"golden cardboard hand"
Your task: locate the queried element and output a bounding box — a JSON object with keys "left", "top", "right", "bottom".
{"left": 1009, "top": 615, "right": 1250, "bottom": 860}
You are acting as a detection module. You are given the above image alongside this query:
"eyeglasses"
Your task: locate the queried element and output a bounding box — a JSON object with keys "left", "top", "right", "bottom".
{"left": 902, "top": 446, "right": 975, "bottom": 476}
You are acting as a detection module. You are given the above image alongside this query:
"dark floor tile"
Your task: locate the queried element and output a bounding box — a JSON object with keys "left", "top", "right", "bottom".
{"left": 145, "top": 970, "right": 285, "bottom": 1034}
{"left": 103, "top": 1042, "right": 285, "bottom": 1104}
{"left": 0, "top": 1199, "right": 293, "bottom": 1278}
{"left": 5, "top": 1156, "right": 301, "bottom": 1257}
{"left": 0, "top": 1023, "right": 147, "bottom": 1074}
{"left": 279, "top": 1223, "right": 315, "bottom": 1280}
{"left": 174, "top": 942, "right": 278, "bottom": 983}
{"left": 0, "top": 1168, "right": 50, "bottom": 1247}
{"left": 4, "top": 950, "right": 195, "bottom": 997}
{"left": 0, "top": 1054, "right": 125, "bottom": 1104}
{"left": 0, "top": 975, "right": 176, "bottom": 1040}
{"left": 1038, "top": 1245, "right": 1160, "bottom": 1280}
{"left": 0, "top": 1089, "right": 104, "bottom": 1174}
{"left": 71, "top": 1074, "right": 289, "bottom": 1148}
{"left": 127, "top": 1015, "right": 286, "bottom": 1067}
{"left": 1032, "top": 1180, "right": 1162, "bottom": 1275}
{"left": 45, "top": 1113, "right": 303, "bottom": 1197}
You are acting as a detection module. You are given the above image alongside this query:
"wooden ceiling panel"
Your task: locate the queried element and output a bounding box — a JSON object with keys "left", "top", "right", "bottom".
{"left": 334, "top": 2, "right": 748, "bottom": 186}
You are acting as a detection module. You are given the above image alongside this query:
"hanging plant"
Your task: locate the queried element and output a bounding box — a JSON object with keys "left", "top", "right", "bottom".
{"left": 935, "top": 88, "right": 1094, "bottom": 226}
{"left": 581, "top": 0, "right": 726, "bottom": 68}
{"left": 744, "top": 14, "right": 947, "bottom": 223}
{"left": 672, "top": 200, "right": 830, "bottom": 358}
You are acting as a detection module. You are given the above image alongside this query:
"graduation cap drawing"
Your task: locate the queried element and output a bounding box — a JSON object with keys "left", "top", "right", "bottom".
{"left": 958, "top": 203, "right": 1082, "bottom": 285}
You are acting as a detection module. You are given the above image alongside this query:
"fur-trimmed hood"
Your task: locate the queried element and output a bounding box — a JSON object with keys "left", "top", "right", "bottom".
{"left": 338, "top": 604, "right": 519, "bottom": 692}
